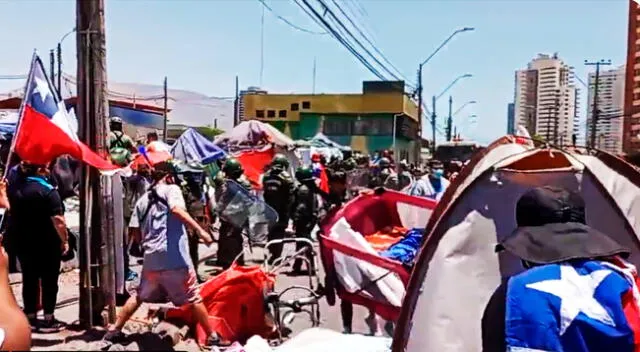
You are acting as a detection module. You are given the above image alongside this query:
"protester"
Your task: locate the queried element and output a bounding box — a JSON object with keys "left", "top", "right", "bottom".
{"left": 420, "top": 159, "right": 449, "bottom": 200}
{"left": 482, "top": 186, "right": 637, "bottom": 351}
{"left": 7, "top": 161, "right": 68, "bottom": 331}
{"left": 105, "top": 160, "right": 219, "bottom": 346}
{"left": 0, "top": 179, "right": 31, "bottom": 350}
{"left": 262, "top": 154, "right": 294, "bottom": 265}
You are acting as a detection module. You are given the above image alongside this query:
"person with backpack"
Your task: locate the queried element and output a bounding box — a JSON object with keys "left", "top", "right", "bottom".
{"left": 262, "top": 154, "right": 294, "bottom": 265}
{"left": 105, "top": 160, "right": 220, "bottom": 347}
{"left": 108, "top": 117, "right": 137, "bottom": 167}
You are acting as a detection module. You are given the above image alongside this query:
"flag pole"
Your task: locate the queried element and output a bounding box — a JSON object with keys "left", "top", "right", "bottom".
{"left": 3, "top": 51, "right": 38, "bottom": 179}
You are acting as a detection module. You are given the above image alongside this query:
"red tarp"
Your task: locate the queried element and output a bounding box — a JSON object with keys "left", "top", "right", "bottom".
{"left": 166, "top": 264, "right": 276, "bottom": 344}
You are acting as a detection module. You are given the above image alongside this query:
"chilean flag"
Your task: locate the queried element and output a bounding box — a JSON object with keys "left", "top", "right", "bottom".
{"left": 13, "top": 54, "right": 117, "bottom": 170}
{"left": 506, "top": 259, "right": 640, "bottom": 351}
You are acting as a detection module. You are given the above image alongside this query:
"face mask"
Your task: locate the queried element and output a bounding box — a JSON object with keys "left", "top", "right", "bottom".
{"left": 432, "top": 168, "right": 444, "bottom": 178}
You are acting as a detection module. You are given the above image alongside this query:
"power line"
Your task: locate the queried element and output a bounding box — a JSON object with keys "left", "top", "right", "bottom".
{"left": 257, "top": 0, "right": 327, "bottom": 35}
{"left": 329, "top": 0, "right": 412, "bottom": 87}
{"left": 314, "top": 0, "right": 405, "bottom": 83}
{"left": 295, "top": 0, "right": 387, "bottom": 80}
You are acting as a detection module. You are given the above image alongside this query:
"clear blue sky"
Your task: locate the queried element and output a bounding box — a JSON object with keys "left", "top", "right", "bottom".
{"left": 0, "top": 0, "right": 629, "bottom": 144}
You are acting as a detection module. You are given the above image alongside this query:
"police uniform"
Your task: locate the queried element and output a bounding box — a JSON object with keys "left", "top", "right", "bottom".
{"left": 262, "top": 164, "right": 294, "bottom": 264}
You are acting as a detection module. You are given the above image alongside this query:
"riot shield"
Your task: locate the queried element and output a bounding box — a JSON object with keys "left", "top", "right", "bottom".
{"left": 216, "top": 179, "right": 278, "bottom": 243}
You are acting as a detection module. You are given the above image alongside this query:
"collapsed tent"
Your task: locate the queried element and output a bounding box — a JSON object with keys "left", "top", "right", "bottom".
{"left": 170, "top": 128, "right": 225, "bottom": 170}
{"left": 296, "top": 132, "right": 350, "bottom": 163}
{"left": 392, "top": 136, "right": 640, "bottom": 352}
{"left": 214, "top": 120, "right": 294, "bottom": 150}
{"left": 215, "top": 120, "right": 301, "bottom": 188}
{"left": 319, "top": 189, "right": 437, "bottom": 320}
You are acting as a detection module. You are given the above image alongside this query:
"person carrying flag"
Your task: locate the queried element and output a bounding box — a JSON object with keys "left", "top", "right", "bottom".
{"left": 482, "top": 186, "right": 640, "bottom": 352}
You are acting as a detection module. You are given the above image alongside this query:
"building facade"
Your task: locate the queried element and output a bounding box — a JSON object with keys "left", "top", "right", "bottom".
{"left": 514, "top": 53, "right": 579, "bottom": 145}
{"left": 586, "top": 65, "right": 625, "bottom": 154}
{"left": 240, "top": 81, "right": 420, "bottom": 161}
{"left": 623, "top": 0, "right": 640, "bottom": 153}
{"left": 506, "top": 102, "right": 515, "bottom": 134}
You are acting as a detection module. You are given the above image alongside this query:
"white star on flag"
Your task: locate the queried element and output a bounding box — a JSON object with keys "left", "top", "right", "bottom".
{"left": 526, "top": 264, "right": 615, "bottom": 335}
{"left": 33, "top": 76, "right": 52, "bottom": 103}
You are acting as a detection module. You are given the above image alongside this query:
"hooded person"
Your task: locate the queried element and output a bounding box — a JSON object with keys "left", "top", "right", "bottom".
{"left": 482, "top": 186, "right": 638, "bottom": 352}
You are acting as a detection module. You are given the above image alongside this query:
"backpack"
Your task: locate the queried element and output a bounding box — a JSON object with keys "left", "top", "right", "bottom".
{"left": 109, "top": 131, "right": 131, "bottom": 166}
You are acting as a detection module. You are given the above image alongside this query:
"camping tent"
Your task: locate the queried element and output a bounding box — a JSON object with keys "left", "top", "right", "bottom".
{"left": 392, "top": 136, "right": 640, "bottom": 352}
{"left": 214, "top": 120, "right": 294, "bottom": 150}
{"left": 170, "top": 128, "right": 225, "bottom": 167}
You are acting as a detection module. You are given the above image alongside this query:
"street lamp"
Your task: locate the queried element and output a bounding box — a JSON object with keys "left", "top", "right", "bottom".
{"left": 436, "top": 74, "right": 473, "bottom": 101}
{"left": 54, "top": 27, "right": 76, "bottom": 95}
{"left": 416, "top": 27, "right": 475, "bottom": 149}
{"left": 453, "top": 100, "right": 477, "bottom": 117}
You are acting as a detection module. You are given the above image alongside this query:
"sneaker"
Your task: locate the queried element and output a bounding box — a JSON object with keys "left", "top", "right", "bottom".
{"left": 39, "top": 317, "right": 66, "bottom": 333}
{"left": 126, "top": 270, "right": 138, "bottom": 281}
{"left": 342, "top": 326, "right": 352, "bottom": 334}
{"left": 27, "top": 316, "right": 39, "bottom": 332}
{"left": 204, "top": 332, "right": 220, "bottom": 348}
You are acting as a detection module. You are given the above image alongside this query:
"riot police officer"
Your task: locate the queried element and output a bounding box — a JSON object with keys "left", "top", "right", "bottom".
{"left": 214, "top": 158, "right": 250, "bottom": 269}
{"left": 262, "top": 154, "right": 294, "bottom": 264}
{"left": 291, "top": 166, "right": 319, "bottom": 274}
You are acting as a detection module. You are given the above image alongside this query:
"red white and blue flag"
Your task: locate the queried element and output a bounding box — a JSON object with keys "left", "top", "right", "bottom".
{"left": 13, "top": 54, "right": 117, "bottom": 170}
{"left": 506, "top": 259, "right": 640, "bottom": 351}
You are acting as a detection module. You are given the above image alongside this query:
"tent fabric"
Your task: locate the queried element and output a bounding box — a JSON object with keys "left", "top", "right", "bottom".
{"left": 214, "top": 120, "right": 294, "bottom": 149}
{"left": 319, "top": 189, "right": 437, "bottom": 321}
{"left": 393, "top": 141, "right": 640, "bottom": 352}
{"left": 310, "top": 132, "right": 351, "bottom": 151}
{"left": 165, "top": 264, "right": 276, "bottom": 344}
{"left": 170, "top": 128, "right": 225, "bottom": 165}
{"left": 233, "top": 146, "right": 275, "bottom": 189}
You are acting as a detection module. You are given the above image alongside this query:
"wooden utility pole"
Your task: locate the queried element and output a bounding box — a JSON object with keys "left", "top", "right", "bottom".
{"left": 163, "top": 76, "right": 168, "bottom": 142}
{"left": 76, "top": 0, "right": 116, "bottom": 327}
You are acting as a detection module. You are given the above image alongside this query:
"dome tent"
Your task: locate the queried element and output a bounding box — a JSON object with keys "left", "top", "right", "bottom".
{"left": 392, "top": 136, "right": 640, "bottom": 352}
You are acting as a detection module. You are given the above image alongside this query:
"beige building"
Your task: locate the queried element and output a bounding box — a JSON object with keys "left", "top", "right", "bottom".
{"left": 514, "top": 53, "right": 579, "bottom": 145}
{"left": 587, "top": 65, "right": 625, "bottom": 154}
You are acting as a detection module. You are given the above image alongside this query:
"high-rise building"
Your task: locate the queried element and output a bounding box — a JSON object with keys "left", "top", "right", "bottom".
{"left": 623, "top": 0, "right": 640, "bottom": 153}
{"left": 586, "top": 65, "right": 625, "bottom": 154}
{"left": 507, "top": 103, "right": 515, "bottom": 134}
{"left": 514, "top": 53, "right": 579, "bottom": 145}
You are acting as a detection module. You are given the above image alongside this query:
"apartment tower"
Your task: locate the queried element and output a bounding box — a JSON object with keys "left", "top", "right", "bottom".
{"left": 587, "top": 65, "right": 625, "bottom": 154}
{"left": 514, "top": 53, "right": 579, "bottom": 145}
{"left": 623, "top": 0, "right": 640, "bottom": 153}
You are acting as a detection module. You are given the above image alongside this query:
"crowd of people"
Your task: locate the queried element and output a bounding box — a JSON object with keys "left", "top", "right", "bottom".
{"left": 0, "top": 114, "right": 467, "bottom": 349}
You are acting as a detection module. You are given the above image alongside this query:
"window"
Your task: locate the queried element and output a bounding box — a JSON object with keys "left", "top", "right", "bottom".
{"left": 278, "top": 110, "right": 287, "bottom": 118}
{"left": 256, "top": 110, "right": 265, "bottom": 118}
{"left": 267, "top": 110, "right": 276, "bottom": 118}
{"left": 302, "top": 101, "right": 311, "bottom": 109}
{"left": 324, "top": 119, "right": 351, "bottom": 135}
{"left": 291, "top": 103, "right": 299, "bottom": 111}
{"left": 352, "top": 118, "right": 393, "bottom": 135}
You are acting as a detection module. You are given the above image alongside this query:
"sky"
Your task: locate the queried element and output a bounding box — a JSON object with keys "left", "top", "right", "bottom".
{"left": 0, "top": 0, "right": 630, "bottom": 145}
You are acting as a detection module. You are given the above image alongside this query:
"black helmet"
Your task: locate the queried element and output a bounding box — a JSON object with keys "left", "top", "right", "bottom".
{"left": 271, "top": 154, "right": 289, "bottom": 168}
{"left": 222, "top": 158, "right": 243, "bottom": 177}
{"left": 295, "top": 166, "right": 314, "bottom": 182}
{"left": 378, "top": 157, "right": 391, "bottom": 168}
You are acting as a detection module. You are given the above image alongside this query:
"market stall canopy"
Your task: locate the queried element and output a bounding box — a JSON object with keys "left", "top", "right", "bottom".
{"left": 171, "top": 128, "right": 226, "bottom": 166}
{"left": 214, "top": 120, "right": 294, "bottom": 149}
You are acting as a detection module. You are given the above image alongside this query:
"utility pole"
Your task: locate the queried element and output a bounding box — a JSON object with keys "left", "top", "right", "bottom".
{"left": 49, "top": 49, "right": 55, "bottom": 83}
{"left": 76, "top": 0, "right": 115, "bottom": 327}
{"left": 56, "top": 43, "right": 63, "bottom": 96}
{"left": 162, "top": 76, "right": 168, "bottom": 142}
{"left": 234, "top": 75, "right": 239, "bottom": 126}
{"left": 585, "top": 59, "right": 611, "bottom": 148}
{"left": 446, "top": 96, "right": 453, "bottom": 141}
{"left": 431, "top": 95, "right": 437, "bottom": 151}
{"left": 417, "top": 65, "right": 423, "bottom": 142}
